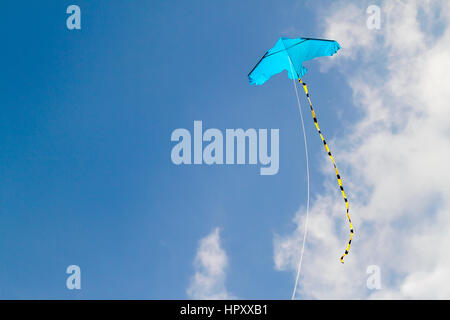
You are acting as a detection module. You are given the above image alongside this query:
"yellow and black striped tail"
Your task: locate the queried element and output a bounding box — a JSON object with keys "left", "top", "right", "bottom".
{"left": 298, "top": 78, "right": 354, "bottom": 264}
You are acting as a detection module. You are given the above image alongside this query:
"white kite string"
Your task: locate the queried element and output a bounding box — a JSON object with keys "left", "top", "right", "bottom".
{"left": 288, "top": 60, "right": 310, "bottom": 300}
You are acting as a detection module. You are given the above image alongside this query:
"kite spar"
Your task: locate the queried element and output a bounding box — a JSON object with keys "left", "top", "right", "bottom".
{"left": 248, "top": 37, "right": 354, "bottom": 295}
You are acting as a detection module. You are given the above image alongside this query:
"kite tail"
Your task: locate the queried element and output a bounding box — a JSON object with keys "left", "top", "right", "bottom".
{"left": 298, "top": 79, "right": 354, "bottom": 264}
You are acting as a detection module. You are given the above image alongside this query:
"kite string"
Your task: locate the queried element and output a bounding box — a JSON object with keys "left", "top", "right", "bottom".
{"left": 288, "top": 61, "right": 310, "bottom": 300}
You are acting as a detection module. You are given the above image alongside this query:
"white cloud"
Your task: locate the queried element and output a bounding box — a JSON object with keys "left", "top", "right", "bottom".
{"left": 275, "top": 0, "right": 450, "bottom": 299}
{"left": 187, "top": 228, "right": 235, "bottom": 299}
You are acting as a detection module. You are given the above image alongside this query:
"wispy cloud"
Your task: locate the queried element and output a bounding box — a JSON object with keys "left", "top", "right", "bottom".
{"left": 275, "top": 0, "right": 450, "bottom": 299}
{"left": 187, "top": 228, "right": 235, "bottom": 299}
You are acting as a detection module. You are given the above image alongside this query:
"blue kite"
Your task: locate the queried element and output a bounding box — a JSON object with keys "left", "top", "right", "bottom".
{"left": 248, "top": 37, "right": 341, "bottom": 85}
{"left": 248, "top": 37, "right": 354, "bottom": 296}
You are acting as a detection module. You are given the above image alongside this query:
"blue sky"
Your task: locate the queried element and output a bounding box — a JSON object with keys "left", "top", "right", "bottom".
{"left": 0, "top": 0, "right": 379, "bottom": 299}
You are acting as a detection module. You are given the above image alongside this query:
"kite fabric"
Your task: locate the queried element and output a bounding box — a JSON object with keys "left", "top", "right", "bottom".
{"left": 248, "top": 37, "right": 354, "bottom": 266}
{"left": 248, "top": 37, "right": 341, "bottom": 85}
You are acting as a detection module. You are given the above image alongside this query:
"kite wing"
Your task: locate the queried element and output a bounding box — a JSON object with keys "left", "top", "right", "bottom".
{"left": 248, "top": 37, "right": 341, "bottom": 85}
